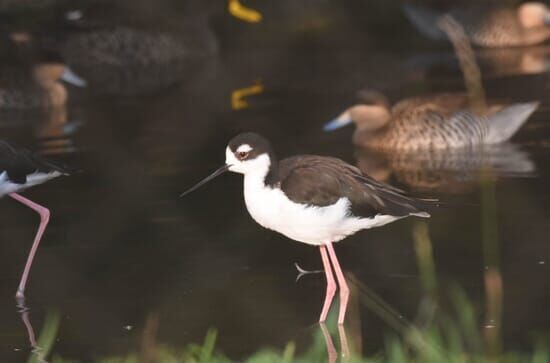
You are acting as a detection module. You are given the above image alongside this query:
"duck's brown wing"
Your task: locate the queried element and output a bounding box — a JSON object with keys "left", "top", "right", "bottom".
{"left": 391, "top": 93, "right": 472, "bottom": 118}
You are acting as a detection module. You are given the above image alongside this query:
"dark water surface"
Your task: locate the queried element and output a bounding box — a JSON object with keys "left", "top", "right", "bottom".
{"left": 0, "top": 0, "right": 550, "bottom": 361}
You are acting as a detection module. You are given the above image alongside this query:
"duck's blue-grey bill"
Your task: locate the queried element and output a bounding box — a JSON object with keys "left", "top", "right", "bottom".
{"left": 180, "top": 164, "right": 231, "bottom": 197}
{"left": 323, "top": 116, "right": 352, "bottom": 132}
{"left": 61, "top": 67, "right": 87, "bottom": 87}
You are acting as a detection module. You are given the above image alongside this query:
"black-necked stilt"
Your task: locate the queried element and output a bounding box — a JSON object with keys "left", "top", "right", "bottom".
{"left": 324, "top": 91, "right": 538, "bottom": 151}
{"left": 181, "top": 132, "right": 431, "bottom": 324}
{"left": 0, "top": 140, "right": 71, "bottom": 299}
{"left": 404, "top": 2, "right": 550, "bottom": 48}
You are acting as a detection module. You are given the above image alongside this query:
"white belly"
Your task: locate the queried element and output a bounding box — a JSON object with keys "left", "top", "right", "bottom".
{"left": 242, "top": 174, "right": 397, "bottom": 245}
{"left": 0, "top": 171, "right": 61, "bottom": 197}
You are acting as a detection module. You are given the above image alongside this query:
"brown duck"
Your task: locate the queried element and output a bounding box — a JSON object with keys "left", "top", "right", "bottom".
{"left": 0, "top": 64, "right": 85, "bottom": 110}
{"left": 405, "top": 2, "right": 550, "bottom": 48}
{"left": 324, "top": 91, "right": 538, "bottom": 151}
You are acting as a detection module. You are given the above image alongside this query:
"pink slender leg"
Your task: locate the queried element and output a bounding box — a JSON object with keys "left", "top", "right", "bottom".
{"left": 326, "top": 242, "right": 350, "bottom": 325}
{"left": 9, "top": 193, "right": 50, "bottom": 299}
{"left": 319, "top": 245, "right": 337, "bottom": 323}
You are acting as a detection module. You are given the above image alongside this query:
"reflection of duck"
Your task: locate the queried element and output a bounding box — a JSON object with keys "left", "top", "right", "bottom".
{"left": 477, "top": 45, "right": 550, "bottom": 76}
{"left": 407, "top": 44, "right": 550, "bottom": 78}
{"left": 0, "top": 58, "right": 85, "bottom": 110}
{"left": 405, "top": 2, "right": 550, "bottom": 48}
{"left": 34, "top": 106, "right": 83, "bottom": 155}
{"left": 355, "top": 143, "right": 535, "bottom": 194}
{"left": 324, "top": 91, "right": 538, "bottom": 151}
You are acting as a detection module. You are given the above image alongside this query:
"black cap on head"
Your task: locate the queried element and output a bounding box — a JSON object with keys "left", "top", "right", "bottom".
{"left": 228, "top": 132, "right": 274, "bottom": 161}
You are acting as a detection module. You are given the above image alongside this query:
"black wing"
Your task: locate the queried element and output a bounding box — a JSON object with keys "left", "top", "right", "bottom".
{"left": 0, "top": 140, "right": 72, "bottom": 184}
{"left": 279, "top": 155, "right": 430, "bottom": 218}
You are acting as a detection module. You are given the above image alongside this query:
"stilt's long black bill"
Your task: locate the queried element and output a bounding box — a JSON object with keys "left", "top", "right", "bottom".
{"left": 180, "top": 164, "right": 231, "bottom": 197}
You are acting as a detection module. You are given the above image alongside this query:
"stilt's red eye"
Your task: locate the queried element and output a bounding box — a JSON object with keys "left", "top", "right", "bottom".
{"left": 237, "top": 151, "right": 249, "bottom": 159}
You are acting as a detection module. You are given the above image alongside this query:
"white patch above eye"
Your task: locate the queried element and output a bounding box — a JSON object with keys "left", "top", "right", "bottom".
{"left": 226, "top": 146, "right": 238, "bottom": 165}
{"left": 236, "top": 144, "right": 252, "bottom": 153}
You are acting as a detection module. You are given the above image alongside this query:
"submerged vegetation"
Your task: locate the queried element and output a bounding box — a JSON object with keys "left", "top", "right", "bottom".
{"left": 36, "top": 302, "right": 548, "bottom": 363}
{"left": 34, "top": 219, "right": 549, "bottom": 363}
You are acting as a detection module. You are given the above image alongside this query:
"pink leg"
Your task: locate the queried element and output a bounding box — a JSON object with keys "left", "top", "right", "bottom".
{"left": 9, "top": 193, "right": 50, "bottom": 299}
{"left": 326, "top": 242, "right": 349, "bottom": 325}
{"left": 319, "top": 245, "right": 337, "bottom": 323}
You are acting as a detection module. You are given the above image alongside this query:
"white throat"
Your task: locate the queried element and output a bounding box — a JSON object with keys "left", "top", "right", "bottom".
{"left": 245, "top": 154, "right": 271, "bottom": 179}
{"left": 225, "top": 147, "right": 272, "bottom": 178}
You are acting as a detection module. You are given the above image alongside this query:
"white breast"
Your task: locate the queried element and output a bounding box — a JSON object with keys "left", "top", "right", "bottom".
{"left": 242, "top": 172, "right": 398, "bottom": 245}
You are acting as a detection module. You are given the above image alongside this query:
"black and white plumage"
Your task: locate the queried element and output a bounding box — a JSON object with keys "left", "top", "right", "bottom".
{"left": 183, "top": 132, "right": 430, "bottom": 245}
{"left": 181, "top": 133, "right": 432, "bottom": 324}
{"left": 0, "top": 140, "right": 71, "bottom": 299}
{"left": 0, "top": 141, "right": 70, "bottom": 194}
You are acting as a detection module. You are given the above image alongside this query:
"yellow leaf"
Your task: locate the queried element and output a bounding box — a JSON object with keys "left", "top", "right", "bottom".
{"left": 228, "top": 0, "right": 262, "bottom": 23}
{"left": 231, "top": 81, "right": 264, "bottom": 110}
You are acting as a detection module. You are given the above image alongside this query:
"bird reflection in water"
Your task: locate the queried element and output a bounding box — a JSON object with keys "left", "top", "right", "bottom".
{"left": 34, "top": 106, "right": 83, "bottom": 155}
{"left": 407, "top": 44, "right": 550, "bottom": 80}
{"left": 295, "top": 266, "right": 359, "bottom": 361}
{"left": 17, "top": 300, "right": 37, "bottom": 354}
{"left": 320, "top": 323, "right": 350, "bottom": 363}
{"left": 0, "top": 98, "right": 83, "bottom": 155}
{"left": 16, "top": 300, "right": 52, "bottom": 363}
{"left": 355, "top": 143, "right": 535, "bottom": 194}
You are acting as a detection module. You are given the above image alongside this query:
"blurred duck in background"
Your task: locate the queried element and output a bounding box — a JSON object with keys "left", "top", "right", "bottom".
{"left": 51, "top": 25, "right": 191, "bottom": 67}
{"left": 405, "top": 2, "right": 550, "bottom": 48}
{"left": 324, "top": 90, "right": 538, "bottom": 151}
{"left": 0, "top": 36, "right": 85, "bottom": 109}
{"left": 33, "top": 7, "right": 217, "bottom": 95}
